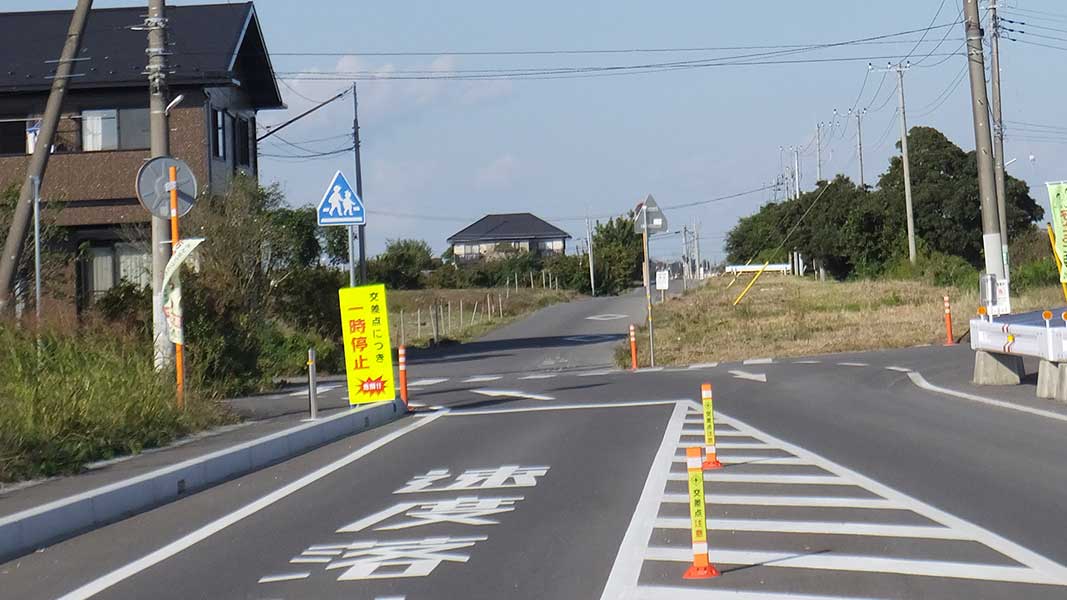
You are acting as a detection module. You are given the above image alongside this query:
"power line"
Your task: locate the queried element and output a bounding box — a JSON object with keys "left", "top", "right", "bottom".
{"left": 903, "top": 0, "right": 949, "bottom": 62}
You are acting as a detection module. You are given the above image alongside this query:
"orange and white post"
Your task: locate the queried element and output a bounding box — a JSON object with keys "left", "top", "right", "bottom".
{"left": 168, "top": 165, "right": 184, "bottom": 409}
{"left": 629, "top": 324, "right": 638, "bottom": 370}
{"left": 700, "top": 383, "right": 723, "bottom": 470}
{"left": 942, "top": 295, "right": 954, "bottom": 346}
{"left": 398, "top": 345, "right": 409, "bottom": 410}
{"left": 683, "top": 446, "right": 720, "bottom": 579}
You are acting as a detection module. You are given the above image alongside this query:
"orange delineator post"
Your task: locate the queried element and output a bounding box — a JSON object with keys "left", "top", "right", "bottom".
{"left": 629, "top": 324, "right": 639, "bottom": 370}
{"left": 683, "top": 446, "right": 720, "bottom": 579}
{"left": 398, "top": 345, "right": 409, "bottom": 410}
{"left": 168, "top": 165, "right": 184, "bottom": 410}
{"left": 700, "top": 383, "right": 723, "bottom": 470}
{"left": 942, "top": 295, "right": 954, "bottom": 346}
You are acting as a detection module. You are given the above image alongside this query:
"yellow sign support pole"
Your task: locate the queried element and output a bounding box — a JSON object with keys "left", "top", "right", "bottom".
{"left": 732, "top": 261, "right": 771, "bottom": 306}
{"left": 683, "top": 446, "right": 720, "bottom": 579}
{"left": 700, "top": 383, "right": 723, "bottom": 470}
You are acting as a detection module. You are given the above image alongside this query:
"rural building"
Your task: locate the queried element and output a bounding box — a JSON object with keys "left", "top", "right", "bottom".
{"left": 0, "top": 2, "right": 282, "bottom": 317}
{"left": 447, "top": 213, "right": 571, "bottom": 262}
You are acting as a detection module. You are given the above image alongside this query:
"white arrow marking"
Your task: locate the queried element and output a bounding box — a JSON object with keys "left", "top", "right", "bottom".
{"left": 471, "top": 389, "right": 555, "bottom": 401}
{"left": 585, "top": 313, "right": 628, "bottom": 321}
{"left": 728, "top": 370, "right": 767, "bottom": 383}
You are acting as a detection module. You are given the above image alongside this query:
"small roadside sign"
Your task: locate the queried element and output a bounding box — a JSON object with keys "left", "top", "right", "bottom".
{"left": 656, "top": 270, "right": 669, "bottom": 291}
{"left": 634, "top": 194, "right": 668, "bottom": 234}
{"left": 339, "top": 284, "right": 396, "bottom": 404}
{"left": 318, "top": 170, "right": 365, "bottom": 226}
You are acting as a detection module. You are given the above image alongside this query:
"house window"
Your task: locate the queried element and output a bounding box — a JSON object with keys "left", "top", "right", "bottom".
{"left": 81, "top": 243, "right": 151, "bottom": 302}
{"left": 0, "top": 119, "right": 24, "bottom": 154}
{"left": 211, "top": 109, "right": 226, "bottom": 159}
{"left": 235, "top": 117, "right": 251, "bottom": 166}
{"left": 81, "top": 108, "right": 149, "bottom": 151}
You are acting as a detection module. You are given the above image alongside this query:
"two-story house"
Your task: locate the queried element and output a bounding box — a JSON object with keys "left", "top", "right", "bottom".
{"left": 0, "top": 2, "right": 282, "bottom": 317}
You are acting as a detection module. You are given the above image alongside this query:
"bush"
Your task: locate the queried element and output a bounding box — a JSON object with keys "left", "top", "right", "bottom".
{"left": 1012, "top": 258, "right": 1059, "bottom": 292}
{"left": 0, "top": 322, "right": 232, "bottom": 482}
{"left": 883, "top": 251, "right": 979, "bottom": 289}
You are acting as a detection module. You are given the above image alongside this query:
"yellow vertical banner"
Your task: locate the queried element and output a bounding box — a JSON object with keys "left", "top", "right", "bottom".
{"left": 1047, "top": 182, "right": 1067, "bottom": 283}
{"left": 339, "top": 284, "right": 396, "bottom": 404}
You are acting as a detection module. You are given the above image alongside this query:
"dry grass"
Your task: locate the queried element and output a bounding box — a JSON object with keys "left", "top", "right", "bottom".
{"left": 387, "top": 287, "right": 578, "bottom": 348}
{"left": 622, "top": 275, "right": 1066, "bottom": 367}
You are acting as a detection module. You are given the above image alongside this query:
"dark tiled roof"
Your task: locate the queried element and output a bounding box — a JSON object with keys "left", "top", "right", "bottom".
{"left": 448, "top": 213, "right": 571, "bottom": 243}
{"left": 0, "top": 2, "right": 282, "bottom": 108}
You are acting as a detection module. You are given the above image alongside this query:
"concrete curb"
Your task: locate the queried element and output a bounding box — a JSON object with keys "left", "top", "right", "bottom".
{"left": 0, "top": 399, "right": 405, "bottom": 562}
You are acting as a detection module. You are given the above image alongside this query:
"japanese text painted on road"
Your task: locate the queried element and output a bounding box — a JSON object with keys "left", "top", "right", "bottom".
{"left": 339, "top": 284, "right": 396, "bottom": 404}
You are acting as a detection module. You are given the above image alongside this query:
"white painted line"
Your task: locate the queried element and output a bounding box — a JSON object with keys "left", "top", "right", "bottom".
{"left": 660, "top": 493, "right": 895, "bottom": 509}
{"left": 885, "top": 366, "right": 912, "bottom": 372}
{"left": 289, "top": 557, "right": 330, "bottom": 564}
{"left": 470, "top": 389, "right": 555, "bottom": 401}
{"left": 462, "top": 375, "right": 501, "bottom": 383}
{"left": 729, "top": 369, "right": 767, "bottom": 383}
{"left": 257, "top": 572, "right": 310, "bottom": 583}
{"left": 519, "top": 373, "right": 557, "bottom": 380}
{"left": 696, "top": 441, "right": 776, "bottom": 450}
{"left": 54, "top": 411, "right": 448, "bottom": 600}
{"left": 671, "top": 456, "right": 808, "bottom": 466}
{"left": 599, "top": 402, "right": 689, "bottom": 600}
{"left": 714, "top": 408, "right": 1067, "bottom": 584}
{"left": 586, "top": 313, "right": 628, "bottom": 321}
{"left": 909, "top": 372, "right": 1067, "bottom": 424}
{"left": 687, "top": 362, "right": 719, "bottom": 369}
{"left": 448, "top": 399, "right": 684, "bottom": 417}
{"left": 653, "top": 517, "right": 968, "bottom": 540}
{"left": 666, "top": 472, "right": 848, "bottom": 485}
{"left": 743, "top": 357, "right": 774, "bottom": 365}
{"left": 632, "top": 586, "right": 879, "bottom": 600}
{"left": 408, "top": 378, "right": 449, "bottom": 387}
{"left": 287, "top": 385, "right": 336, "bottom": 397}
{"left": 681, "top": 427, "right": 754, "bottom": 437}
{"left": 408, "top": 402, "right": 427, "bottom": 408}
{"left": 636, "top": 367, "right": 664, "bottom": 373}
{"left": 793, "top": 360, "right": 821, "bottom": 364}
{"left": 837, "top": 362, "right": 869, "bottom": 367}
{"left": 644, "top": 546, "right": 1063, "bottom": 585}
{"left": 578, "top": 369, "right": 618, "bottom": 377}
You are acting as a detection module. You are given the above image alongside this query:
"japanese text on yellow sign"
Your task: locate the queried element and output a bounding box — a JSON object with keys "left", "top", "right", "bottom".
{"left": 688, "top": 469, "right": 706, "bottom": 544}
{"left": 1048, "top": 182, "right": 1067, "bottom": 283}
{"left": 339, "top": 284, "right": 396, "bottom": 404}
{"left": 702, "top": 396, "right": 716, "bottom": 448}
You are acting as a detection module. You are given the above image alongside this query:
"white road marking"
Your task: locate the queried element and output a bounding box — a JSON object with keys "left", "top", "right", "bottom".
{"left": 632, "top": 587, "right": 878, "bottom": 600}
{"left": 659, "top": 493, "right": 896, "bottom": 509}
{"left": 408, "top": 378, "right": 449, "bottom": 387}
{"left": 644, "top": 547, "right": 1064, "bottom": 585}
{"left": 599, "top": 402, "right": 688, "bottom": 600}
{"left": 671, "top": 456, "right": 808, "bottom": 466}
{"left": 636, "top": 367, "right": 664, "bottom": 373}
{"left": 885, "top": 366, "right": 913, "bottom": 372}
{"left": 837, "top": 362, "right": 869, "bottom": 367}
{"left": 743, "top": 357, "right": 774, "bottom": 365}
{"left": 793, "top": 359, "right": 822, "bottom": 364}
{"left": 909, "top": 372, "right": 1067, "bottom": 424}
{"left": 674, "top": 441, "right": 777, "bottom": 451}
{"left": 462, "top": 375, "right": 502, "bottom": 383}
{"left": 257, "top": 572, "right": 310, "bottom": 583}
{"left": 653, "top": 517, "right": 968, "bottom": 540}
{"left": 447, "top": 399, "right": 684, "bottom": 416}
{"left": 288, "top": 384, "right": 337, "bottom": 397}
{"left": 681, "top": 427, "right": 751, "bottom": 437}
{"left": 518, "top": 373, "right": 556, "bottom": 380}
{"left": 728, "top": 369, "right": 768, "bottom": 383}
{"left": 578, "top": 369, "right": 618, "bottom": 377}
{"left": 687, "top": 362, "right": 719, "bottom": 369}
{"left": 585, "top": 313, "right": 629, "bottom": 321}
{"left": 470, "top": 389, "right": 554, "bottom": 401}
{"left": 666, "top": 472, "right": 849, "bottom": 485}
{"left": 54, "top": 411, "right": 449, "bottom": 600}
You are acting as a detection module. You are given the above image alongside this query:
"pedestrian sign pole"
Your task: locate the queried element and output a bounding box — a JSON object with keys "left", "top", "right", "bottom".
{"left": 317, "top": 170, "right": 366, "bottom": 287}
{"left": 339, "top": 284, "right": 396, "bottom": 404}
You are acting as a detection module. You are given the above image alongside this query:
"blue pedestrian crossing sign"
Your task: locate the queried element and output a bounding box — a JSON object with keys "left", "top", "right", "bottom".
{"left": 317, "top": 170, "right": 365, "bottom": 226}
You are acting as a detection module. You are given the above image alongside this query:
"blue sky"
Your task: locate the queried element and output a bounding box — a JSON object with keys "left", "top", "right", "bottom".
{"left": 17, "top": 1, "right": 1067, "bottom": 261}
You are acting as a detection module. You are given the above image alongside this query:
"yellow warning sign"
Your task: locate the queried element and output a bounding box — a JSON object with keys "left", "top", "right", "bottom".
{"left": 702, "top": 394, "right": 716, "bottom": 448}
{"left": 339, "top": 284, "right": 396, "bottom": 404}
{"left": 688, "top": 468, "right": 707, "bottom": 543}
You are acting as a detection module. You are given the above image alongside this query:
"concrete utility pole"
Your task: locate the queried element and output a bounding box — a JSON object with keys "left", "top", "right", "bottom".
{"left": 585, "top": 217, "right": 595, "bottom": 296}
{"left": 990, "top": 0, "right": 1010, "bottom": 280}
{"left": 793, "top": 147, "right": 801, "bottom": 199}
{"left": 894, "top": 64, "right": 918, "bottom": 264}
{"left": 856, "top": 111, "right": 866, "bottom": 188}
{"left": 693, "top": 219, "right": 701, "bottom": 280}
{"left": 816, "top": 123, "right": 823, "bottom": 183}
{"left": 146, "top": 0, "right": 174, "bottom": 368}
{"left": 0, "top": 0, "right": 93, "bottom": 313}
{"left": 681, "top": 226, "right": 689, "bottom": 290}
{"left": 963, "top": 0, "right": 1007, "bottom": 282}
{"left": 352, "top": 83, "right": 367, "bottom": 285}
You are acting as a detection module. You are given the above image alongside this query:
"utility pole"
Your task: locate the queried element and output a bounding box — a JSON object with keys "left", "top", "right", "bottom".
{"left": 693, "top": 219, "right": 701, "bottom": 280}
{"left": 681, "top": 226, "right": 689, "bottom": 290}
{"left": 0, "top": 0, "right": 93, "bottom": 313}
{"left": 894, "top": 64, "right": 918, "bottom": 264}
{"left": 352, "top": 83, "right": 368, "bottom": 285}
{"left": 990, "top": 0, "right": 1010, "bottom": 280}
{"left": 856, "top": 111, "right": 866, "bottom": 189}
{"left": 816, "top": 123, "right": 823, "bottom": 183}
{"left": 793, "top": 147, "right": 801, "bottom": 199}
{"left": 585, "top": 217, "right": 595, "bottom": 296}
{"left": 963, "top": 0, "right": 1007, "bottom": 285}
{"left": 147, "top": 0, "right": 174, "bottom": 369}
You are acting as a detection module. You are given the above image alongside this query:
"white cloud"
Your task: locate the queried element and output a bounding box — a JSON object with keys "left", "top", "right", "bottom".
{"left": 474, "top": 154, "right": 520, "bottom": 190}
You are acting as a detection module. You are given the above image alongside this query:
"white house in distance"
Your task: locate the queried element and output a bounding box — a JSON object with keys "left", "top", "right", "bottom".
{"left": 447, "top": 213, "right": 571, "bottom": 262}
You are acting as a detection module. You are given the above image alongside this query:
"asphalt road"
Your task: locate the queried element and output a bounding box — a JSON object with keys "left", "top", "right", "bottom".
{"left": 5, "top": 289, "right": 1067, "bottom": 598}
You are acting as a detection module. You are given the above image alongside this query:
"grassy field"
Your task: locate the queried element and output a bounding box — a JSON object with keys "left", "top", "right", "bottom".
{"left": 387, "top": 287, "right": 578, "bottom": 348}
{"left": 619, "top": 274, "right": 1066, "bottom": 367}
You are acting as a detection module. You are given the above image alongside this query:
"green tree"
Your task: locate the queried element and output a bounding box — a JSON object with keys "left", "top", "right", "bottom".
{"left": 369, "top": 239, "right": 434, "bottom": 289}
{"left": 593, "top": 214, "right": 642, "bottom": 295}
